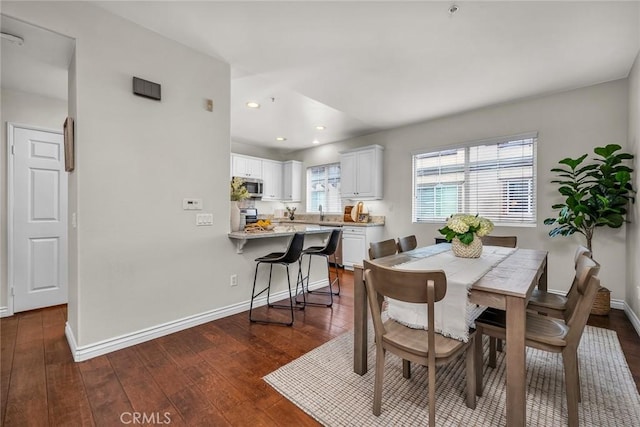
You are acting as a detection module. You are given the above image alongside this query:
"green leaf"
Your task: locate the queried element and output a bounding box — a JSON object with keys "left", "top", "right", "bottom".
{"left": 575, "top": 164, "right": 598, "bottom": 175}
{"left": 550, "top": 167, "right": 572, "bottom": 173}
{"left": 459, "top": 232, "right": 474, "bottom": 245}
{"left": 558, "top": 186, "right": 576, "bottom": 196}
{"left": 559, "top": 154, "right": 587, "bottom": 170}
{"left": 615, "top": 171, "right": 631, "bottom": 184}
{"left": 574, "top": 215, "right": 583, "bottom": 227}
{"left": 594, "top": 144, "right": 622, "bottom": 158}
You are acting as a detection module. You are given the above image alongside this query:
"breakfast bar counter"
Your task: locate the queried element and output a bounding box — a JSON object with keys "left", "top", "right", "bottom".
{"left": 228, "top": 224, "right": 337, "bottom": 253}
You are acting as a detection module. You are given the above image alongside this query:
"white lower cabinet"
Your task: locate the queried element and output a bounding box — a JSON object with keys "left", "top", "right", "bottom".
{"left": 341, "top": 226, "right": 384, "bottom": 270}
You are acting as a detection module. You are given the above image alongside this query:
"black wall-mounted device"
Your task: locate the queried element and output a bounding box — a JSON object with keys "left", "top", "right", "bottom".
{"left": 132, "top": 77, "right": 161, "bottom": 101}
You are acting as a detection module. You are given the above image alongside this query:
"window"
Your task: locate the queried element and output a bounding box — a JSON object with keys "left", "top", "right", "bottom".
{"left": 306, "top": 163, "right": 342, "bottom": 213}
{"left": 412, "top": 133, "right": 537, "bottom": 225}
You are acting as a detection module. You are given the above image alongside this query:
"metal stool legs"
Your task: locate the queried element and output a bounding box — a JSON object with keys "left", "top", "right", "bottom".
{"left": 249, "top": 260, "right": 304, "bottom": 326}
{"left": 295, "top": 252, "right": 340, "bottom": 307}
{"left": 309, "top": 252, "right": 341, "bottom": 296}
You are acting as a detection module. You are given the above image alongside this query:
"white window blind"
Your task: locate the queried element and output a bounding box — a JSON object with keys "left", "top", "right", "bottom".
{"left": 306, "top": 163, "right": 342, "bottom": 213}
{"left": 412, "top": 133, "right": 537, "bottom": 225}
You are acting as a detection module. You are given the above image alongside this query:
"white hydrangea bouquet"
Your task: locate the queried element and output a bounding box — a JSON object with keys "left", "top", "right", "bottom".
{"left": 438, "top": 214, "right": 494, "bottom": 245}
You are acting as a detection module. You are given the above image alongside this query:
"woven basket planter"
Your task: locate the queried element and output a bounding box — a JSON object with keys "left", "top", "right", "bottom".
{"left": 451, "top": 236, "right": 483, "bottom": 258}
{"left": 591, "top": 286, "right": 611, "bottom": 316}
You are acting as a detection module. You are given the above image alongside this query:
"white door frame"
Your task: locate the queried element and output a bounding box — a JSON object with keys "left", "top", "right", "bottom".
{"left": 6, "top": 122, "right": 67, "bottom": 316}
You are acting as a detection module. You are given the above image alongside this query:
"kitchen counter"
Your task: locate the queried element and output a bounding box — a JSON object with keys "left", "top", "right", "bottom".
{"left": 273, "top": 219, "right": 384, "bottom": 227}
{"left": 228, "top": 224, "right": 338, "bottom": 253}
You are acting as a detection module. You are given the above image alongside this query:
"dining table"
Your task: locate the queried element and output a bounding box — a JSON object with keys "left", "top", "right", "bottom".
{"left": 353, "top": 243, "right": 548, "bottom": 427}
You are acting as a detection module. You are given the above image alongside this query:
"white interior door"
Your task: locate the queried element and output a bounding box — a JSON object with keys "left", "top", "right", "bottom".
{"left": 10, "top": 125, "right": 68, "bottom": 312}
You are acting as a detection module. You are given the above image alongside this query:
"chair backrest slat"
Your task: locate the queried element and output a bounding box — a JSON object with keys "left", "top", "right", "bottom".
{"left": 563, "top": 246, "right": 593, "bottom": 319}
{"left": 479, "top": 235, "right": 517, "bottom": 248}
{"left": 565, "top": 276, "right": 601, "bottom": 346}
{"left": 369, "top": 239, "right": 398, "bottom": 260}
{"left": 564, "top": 255, "right": 600, "bottom": 326}
{"left": 573, "top": 245, "right": 591, "bottom": 265}
{"left": 397, "top": 235, "right": 418, "bottom": 253}
{"left": 363, "top": 260, "right": 447, "bottom": 303}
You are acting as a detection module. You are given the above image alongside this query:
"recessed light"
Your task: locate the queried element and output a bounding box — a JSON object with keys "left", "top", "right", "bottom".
{"left": 276, "top": 137, "right": 287, "bottom": 142}
{"left": 315, "top": 125, "right": 326, "bottom": 131}
{"left": 312, "top": 139, "right": 320, "bottom": 145}
{"left": 246, "top": 101, "right": 260, "bottom": 109}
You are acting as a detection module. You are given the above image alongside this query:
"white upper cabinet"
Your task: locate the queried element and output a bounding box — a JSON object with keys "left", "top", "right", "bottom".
{"left": 282, "top": 160, "right": 302, "bottom": 202}
{"left": 262, "top": 159, "right": 283, "bottom": 200}
{"left": 340, "top": 145, "right": 384, "bottom": 199}
{"left": 231, "top": 154, "right": 262, "bottom": 179}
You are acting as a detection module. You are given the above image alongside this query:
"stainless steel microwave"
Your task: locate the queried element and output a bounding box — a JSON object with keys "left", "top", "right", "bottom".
{"left": 233, "top": 177, "right": 263, "bottom": 199}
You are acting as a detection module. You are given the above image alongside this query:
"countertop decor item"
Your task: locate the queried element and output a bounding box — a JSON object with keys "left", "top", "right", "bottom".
{"left": 230, "top": 177, "right": 251, "bottom": 202}
{"left": 230, "top": 177, "right": 251, "bottom": 231}
{"left": 451, "top": 236, "right": 483, "bottom": 258}
{"left": 438, "top": 214, "right": 494, "bottom": 258}
{"left": 343, "top": 206, "right": 354, "bottom": 222}
{"left": 286, "top": 206, "right": 296, "bottom": 220}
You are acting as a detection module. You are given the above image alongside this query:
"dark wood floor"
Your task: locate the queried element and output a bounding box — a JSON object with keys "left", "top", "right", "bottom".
{"left": 1, "top": 270, "right": 639, "bottom": 426}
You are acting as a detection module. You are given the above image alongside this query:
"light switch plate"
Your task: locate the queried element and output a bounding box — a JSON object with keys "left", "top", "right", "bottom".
{"left": 196, "top": 213, "right": 213, "bottom": 226}
{"left": 183, "top": 198, "right": 203, "bottom": 210}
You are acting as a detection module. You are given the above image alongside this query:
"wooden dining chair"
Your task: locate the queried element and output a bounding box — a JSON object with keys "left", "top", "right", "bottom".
{"left": 474, "top": 256, "right": 600, "bottom": 427}
{"left": 477, "top": 235, "right": 517, "bottom": 353}
{"left": 527, "top": 245, "right": 591, "bottom": 319}
{"left": 363, "top": 260, "right": 476, "bottom": 425}
{"left": 397, "top": 235, "right": 418, "bottom": 253}
{"left": 368, "top": 238, "right": 397, "bottom": 260}
{"left": 492, "top": 247, "right": 591, "bottom": 360}
{"left": 479, "top": 235, "right": 517, "bottom": 248}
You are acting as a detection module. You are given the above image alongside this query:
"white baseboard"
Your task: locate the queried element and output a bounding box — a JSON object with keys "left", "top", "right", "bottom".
{"left": 610, "top": 297, "right": 625, "bottom": 310}
{"left": 624, "top": 302, "right": 640, "bottom": 337}
{"left": 0, "top": 306, "right": 11, "bottom": 318}
{"left": 66, "top": 278, "right": 329, "bottom": 362}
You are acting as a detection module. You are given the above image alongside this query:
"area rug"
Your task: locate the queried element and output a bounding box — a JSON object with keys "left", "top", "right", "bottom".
{"left": 264, "top": 326, "right": 640, "bottom": 426}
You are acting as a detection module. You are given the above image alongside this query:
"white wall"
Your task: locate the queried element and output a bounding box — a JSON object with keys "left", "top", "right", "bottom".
{"left": 291, "top": 80, "right": 630, "bottom": 301}
{"left": 627, "top": 52, "right": 640, "bottom": 322}
{"left": 231, "top": 140, "right": 285, "bottom": 160}
{"left": 0, "top": 88, "right": 68, "bottom": 314}
{"left": 2, "top": 2, "right": 234, "bottom": 347}
{"left": 3, "top": 2, "right": 329, "bottom": 355}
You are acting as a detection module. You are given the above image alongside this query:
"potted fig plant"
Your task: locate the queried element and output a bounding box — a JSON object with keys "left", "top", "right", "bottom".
{"left": 544, "top": 144, "right": 636, "bottom": 256}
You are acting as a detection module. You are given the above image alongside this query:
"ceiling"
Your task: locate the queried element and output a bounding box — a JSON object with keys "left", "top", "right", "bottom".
{"left": 1, "top": 15, "right": 74, "bottom": 100}
{"left": 3, "top": 2, "right": 639, "bottom": 152}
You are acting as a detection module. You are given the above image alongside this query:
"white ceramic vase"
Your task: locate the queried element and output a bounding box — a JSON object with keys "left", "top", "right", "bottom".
{"left": 230, "top": 201, "right": 241, "bottom": 231}
{"left": 451, "top": 235, "right": 483, "bottom": 258}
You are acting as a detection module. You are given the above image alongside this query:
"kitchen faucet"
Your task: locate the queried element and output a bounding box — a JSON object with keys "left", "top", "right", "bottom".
{"left": 319, "top": 204, "right": 324, "bottom": 221}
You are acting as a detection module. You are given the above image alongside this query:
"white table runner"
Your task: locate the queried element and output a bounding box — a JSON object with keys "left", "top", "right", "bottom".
{"left": 387, "top": 245, "right": 516, "bottom": 342}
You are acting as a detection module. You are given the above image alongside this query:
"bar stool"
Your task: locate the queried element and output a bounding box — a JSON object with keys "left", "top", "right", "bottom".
{"left": 249, "top": 233, "right": 305, "bottom": 326}
{"left": 296, "top": 228, "right": 342, "bottom": 307}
